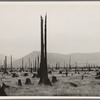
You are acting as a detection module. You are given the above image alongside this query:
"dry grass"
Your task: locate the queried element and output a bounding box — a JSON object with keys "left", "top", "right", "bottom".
{"left": 1, "top": 71, "right": 100, "bottom": 96}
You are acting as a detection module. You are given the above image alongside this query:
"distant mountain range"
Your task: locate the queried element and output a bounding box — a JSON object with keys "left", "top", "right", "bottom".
{"left": 1, "top": 51, "right": 100, "bottom": 68}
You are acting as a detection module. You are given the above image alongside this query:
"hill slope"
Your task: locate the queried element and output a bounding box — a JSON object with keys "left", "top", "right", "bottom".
{"left": 11, "top": 51, "right": 100, "bottom": 68}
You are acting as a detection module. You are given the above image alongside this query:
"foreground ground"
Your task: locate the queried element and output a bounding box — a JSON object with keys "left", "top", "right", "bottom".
{"left": 0, "top": 70, "right": 100, "bottom": 96}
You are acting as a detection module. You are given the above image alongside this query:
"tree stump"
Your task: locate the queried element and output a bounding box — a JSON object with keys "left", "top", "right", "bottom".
{"left": 66, "top": 72, "right": 68, "bottom": 76}
{"left": 96, "top": 72, "right": 100, "bottom": 76}
{"left": 23, "top": 73, "right": 28, "bottom": 76}
{"left": 95, "top": 72, "right": 100, "bottom": 79}
{"left": 59, "top": 70, "right": 62, "bottom": 74}
{"left": 52, "top": 76, "right": 58, "bottom": 83}
{"left": 45, "top": 78, "right": 52, "bottom": 85}
{"left": 0, "top": 86, "right": 7, "bottom": 96}
{"left": 82, "top": 75, "right": 84, "bottom": 80}
{"left": 18, "top": 79, "right": 22, "bottom": 86}
{"left": 95, "top": 76, "right": 100, "bottom": 79}
{"left": 25, "top": 78, "right": 32, "bottom": 85}
{"left": 78, "top": 71, "right": 80, "bottom": 74}
{"left": 12, "top": 73, "right": 19, "bottom": 77}
{"left": 32, "top": 73, "right": 37, "bottom": 78}
{"left": 71, "top": 73, "right": 73, "bottom": 76}
{"left": 69, "top": 82, "right": 78, "bottom": 87}
{"left": 37, "top": 68, "right": 40, "bottom": 78}
{"left": 3, "top": 71, "right": 9, "bottom": 75}
{"left": 2, "top": 83, "right": 9, "bottom": 88}
{"left": 9, "top": 70, "right": 13, "bottom": 72}
{"left": 48, "top": 70, "right": 52, "bottom": 74}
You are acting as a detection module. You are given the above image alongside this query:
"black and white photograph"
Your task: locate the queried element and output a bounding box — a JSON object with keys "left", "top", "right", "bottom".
{"left": 0, "top": 1, "right": 100, "bottom": 97}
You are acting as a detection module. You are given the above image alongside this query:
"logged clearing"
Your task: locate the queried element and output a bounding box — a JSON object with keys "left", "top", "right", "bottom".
{"left": 1, "top": 70, "right": 100, "bottom": 96}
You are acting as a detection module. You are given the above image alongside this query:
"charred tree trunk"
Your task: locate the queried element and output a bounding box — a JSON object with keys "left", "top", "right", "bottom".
{"left": 25, "top": 78, "right": 32, "bottom": 85}
{"left": 18, "top": 79, "right": 22, "bottom": 86}
{"left": 35, "top": 58, "right": 36, "bottom": 72}
{"left": 59, "top": 62, "right": 60, "bottom": 69}
{"left": 69, "top": 55, "right": 71, "bottom": 70}
{"left": 64, "top": 62, "right": 65, "bottom": 69}
{"left": 37, "top": 55, "right": 40, "bottom": 77}
{"left": 44, "top": 14, "right": 51, "bottom": 85}
{"left": 44, "top": 14, "right": 48, "bottom": 78}
{"left": 56, "top": 63, "right": 57, "bottom": 70}
{"left": 11, "top": 55, "right": 13, "bottom": 72}
{"left": 75, "top": 62, "right": 77, "bottom": 73}
{"left": 4, "top": 56, "right": 7, "bottom": 73}
{"left": 29, "top": 58, "right": 30, "bottom": 72}
{"left": 33, "top": 61, "right": 34, "bottom": 72}
{"left": 30, "top": 62, "right": 32, "bottom": 73}
{"left": 37, "top": 55, "right": 39, "bottom": 69}
{"left": 39, "top": 16, "right": 44, "bottom": 84}
{"left": 22, "top": 58, "right": 24, "bottom": 71}
{"left": 0, "top": 86, "right": 7, "bottom": 96}
{"left": 39, "top": 14, "right": 51, "bottom": 85}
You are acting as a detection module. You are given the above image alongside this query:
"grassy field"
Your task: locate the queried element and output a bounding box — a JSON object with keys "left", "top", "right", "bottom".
{"left": 1, "top": 70, "right": 100, "bottom": 96}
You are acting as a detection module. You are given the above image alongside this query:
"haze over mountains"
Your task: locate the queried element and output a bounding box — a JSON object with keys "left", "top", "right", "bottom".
{"left": 1, "top": 51, "right": 100, "bottom": 68}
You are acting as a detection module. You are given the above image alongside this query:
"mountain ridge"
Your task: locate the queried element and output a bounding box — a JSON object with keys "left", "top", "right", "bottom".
{"left": 11, "top": 51, "right": 100, "bottom": 68}
{"left": 1, "top": 51, "right": 100, "bottom": 68}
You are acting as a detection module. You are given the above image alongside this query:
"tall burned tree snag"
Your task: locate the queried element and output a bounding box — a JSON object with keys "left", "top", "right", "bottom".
{"left": 39, "top": 14, "right": 51, "bottom": 85}
{"left": 35, "top": 58, "right": 36, "bottom": 72}
{"left": 37, "top": 55, "right": 40, "bottom": 77}
{"left": 39, "top": 16, "right": 44, "bottom": 83}
{"left": 69, "top": 55, "right": 71, "bottom": 70}
{"left": 44, "top": 14, "right": 47, "bottom": 75}
{"left": 37, "top": 55, "right": 39, "bottom": 69}
{"left": 4, "top": 56, "right": 7, "bottom": 73}
{"left": 64, "top": 62, "right": 65, "bottom": 69}
{"left": 29, "top": 58, "right": 30, "bottom": 72}
{"left": 22, "top": 58, "right": 24, "bottom": 71}
{"left": 75, "top": 62, "right": 77, "bottom": 73}
{"left": 25, "top": 62, "right": 27, "bottom": 70}
{"left": 30, "top": 62, "right": 33, "bottom": 73}
{"left": 10, "top": 55, "right": 13, "bottom": 72}
{"left": 56, "top": 63, "right": 58, "bottom": 70}
{"left": 33, "top": 61, "right": 34, "bottom": 71}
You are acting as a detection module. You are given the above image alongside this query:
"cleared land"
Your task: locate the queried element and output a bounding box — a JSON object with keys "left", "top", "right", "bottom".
{"left": 0, "top": 69, "right": 100, "bottom": 96}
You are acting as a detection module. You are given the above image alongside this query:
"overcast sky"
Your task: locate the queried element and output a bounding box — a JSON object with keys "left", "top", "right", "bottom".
{"left": 0, "top": 1, "right": 100, "bottom": 58}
